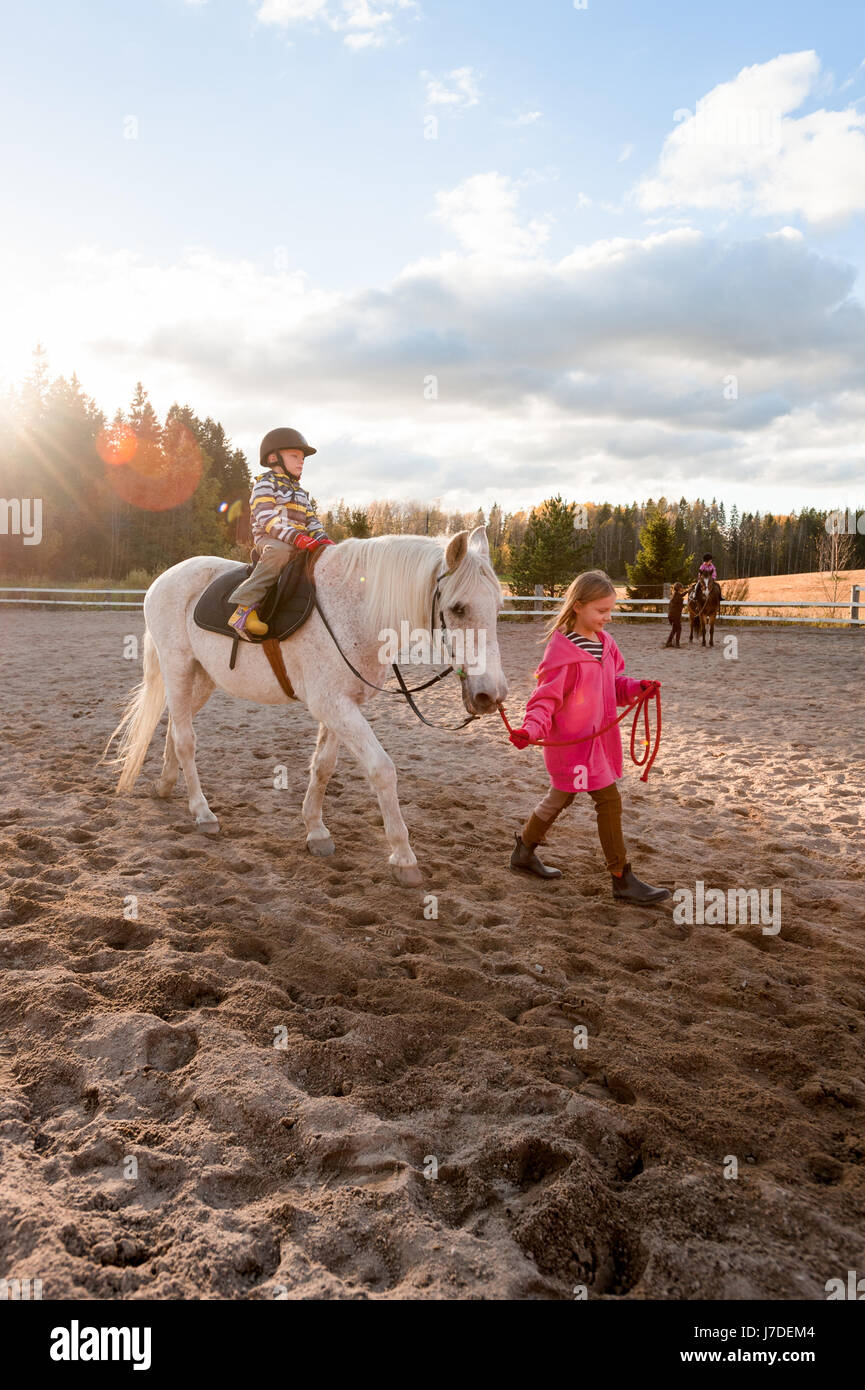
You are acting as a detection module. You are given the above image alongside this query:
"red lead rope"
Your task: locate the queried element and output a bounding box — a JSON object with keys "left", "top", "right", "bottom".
{"left": 497, "top": 681, "right": 662, "bottom": 783}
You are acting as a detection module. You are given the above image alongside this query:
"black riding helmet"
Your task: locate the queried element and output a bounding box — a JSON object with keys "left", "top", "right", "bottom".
{"left": 259, "top": 427, "right": 317, "bottom": 465}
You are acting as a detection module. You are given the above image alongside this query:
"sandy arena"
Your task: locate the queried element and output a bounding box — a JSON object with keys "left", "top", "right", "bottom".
{"left": 0, "top": 610, "right": 863, "bottom": 1300}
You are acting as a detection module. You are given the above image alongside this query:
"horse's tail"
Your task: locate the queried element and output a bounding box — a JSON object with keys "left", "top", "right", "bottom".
{"left": 101, "top": 628, "right": 166, "bottom": 793}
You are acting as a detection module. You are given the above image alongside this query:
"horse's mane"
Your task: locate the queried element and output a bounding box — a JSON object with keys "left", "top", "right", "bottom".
{"left": 337, "top": 533, "right": 502, "bottom": 636}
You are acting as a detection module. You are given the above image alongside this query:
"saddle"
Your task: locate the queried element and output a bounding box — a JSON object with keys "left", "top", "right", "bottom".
{"left": 193, "top": 548, "right": 322, "bottom": 698}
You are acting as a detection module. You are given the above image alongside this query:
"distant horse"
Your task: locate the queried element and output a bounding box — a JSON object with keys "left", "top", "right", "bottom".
{"left": 688, "top": 576, "right": 722, "bottom": 647}
{"left": 103, "top": 528, "right": 507, "bottom": 886}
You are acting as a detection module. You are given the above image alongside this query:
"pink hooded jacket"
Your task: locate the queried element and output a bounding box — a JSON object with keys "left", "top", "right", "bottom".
{"left": 522, "top": 629, "right": 643, "bottom": 792}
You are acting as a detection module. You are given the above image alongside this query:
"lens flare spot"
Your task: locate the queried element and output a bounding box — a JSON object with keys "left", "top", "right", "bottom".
{"left": 104, "top": 423, "right": 202, "bottom": 512}
{"left": 97, "top": 424, "right": 137, "bottom": 466}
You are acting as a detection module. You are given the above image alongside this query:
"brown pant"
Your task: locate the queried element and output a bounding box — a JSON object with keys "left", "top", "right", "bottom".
{"left": 228, "top": 538, "right": 298, "bottom": 609}
{"left": 520, "top": 782, "right": 627, "bottom": 876}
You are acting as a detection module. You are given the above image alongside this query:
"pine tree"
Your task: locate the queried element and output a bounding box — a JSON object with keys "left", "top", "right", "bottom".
{"left": 486, "top": 501, "right": 508, "bottom": 571}
{"left": 21, "top": 343, "right": 51, "bottom": 421}
{"left": 129, "top": 381, "right": 162, "bottom": 441}
{"left": 626, "top": 512, "right": 693, "bottom": 598}
{"left": 346, "top": 507, "right": 371, "bottom": 537}
{"left": 510, "top": 495, "right": 592, "bottom": 597}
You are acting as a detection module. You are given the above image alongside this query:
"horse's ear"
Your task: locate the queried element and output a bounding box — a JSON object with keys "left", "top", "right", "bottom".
{"left": 445, "top": 530, "right": 469, "bottom": 571}
{"left": 468, "top": 525, "right": 490, "bottom": 558}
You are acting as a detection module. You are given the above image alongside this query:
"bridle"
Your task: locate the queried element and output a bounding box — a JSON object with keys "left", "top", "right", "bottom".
{"left": 690, "top": 577, "right": 717, "bottom": 614}
{"left": 311, "top": 563, "right": 478, "bottom": 732}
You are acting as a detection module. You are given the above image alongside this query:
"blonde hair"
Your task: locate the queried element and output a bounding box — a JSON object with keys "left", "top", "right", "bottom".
{"left": 543, "top": 568, "right": 616, "bottom": 639}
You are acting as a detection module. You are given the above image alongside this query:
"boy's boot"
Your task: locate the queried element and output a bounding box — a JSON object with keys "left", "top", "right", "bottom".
{"left": 229, "top": 605, "right": 269, "bottom": 641}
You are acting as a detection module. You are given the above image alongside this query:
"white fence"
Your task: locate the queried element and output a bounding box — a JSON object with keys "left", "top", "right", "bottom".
{"left": 1, "top": 584, "right": 862, "bottom": 626}
{"left": 0, "top": 587, "right": 147, "bottom": 608}
{"left": 503, "top": 584, "right": 864, "bottom": 627}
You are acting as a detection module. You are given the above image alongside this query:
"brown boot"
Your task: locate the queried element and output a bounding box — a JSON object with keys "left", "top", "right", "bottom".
{"left": 611, "top": 863, "right": 670, "bottom": 904}
{"left": 509, "top": 832, "right": 562, "bottom": 880}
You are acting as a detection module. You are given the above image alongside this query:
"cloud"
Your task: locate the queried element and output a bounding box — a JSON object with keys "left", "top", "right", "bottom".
{"left": 431, "top": 172, "right": 553, "bottom": 256}
{"left": 509, "top": 110, "right": 542, "bottom": 126}
{"left": 256, "top": 0, "right": 328, "bottom": 22}
{"left": 637, "top": 51, "right": 865, "bottom": 227}
{"left": 5, "top": 176, "right": 865, "bottom": 511}
{"left": 421, "top": 66, "right": 481, "bottom": 110}
{"left": 617, "top": 143, "right": 633, "bottom": 163}
{"left": 255, "top": 0, "right": 417, "bottom": 49}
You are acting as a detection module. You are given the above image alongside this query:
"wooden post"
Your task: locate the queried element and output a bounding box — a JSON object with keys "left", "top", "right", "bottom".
{"left": 534, "top": 584, "right": 544, "bottom": 617}
{"left": 662, "top": 582, "right": 671, "bottom": 599}
{"left": 850, "top": 584, "right": 861, "bottom": 628}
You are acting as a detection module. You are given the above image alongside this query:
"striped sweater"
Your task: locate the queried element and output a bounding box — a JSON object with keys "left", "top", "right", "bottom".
{"left": 249, "top": 466, "right": 328, "bottom": 549}
{"left": 566, "top": 631, "right": 604, "bottom": 661}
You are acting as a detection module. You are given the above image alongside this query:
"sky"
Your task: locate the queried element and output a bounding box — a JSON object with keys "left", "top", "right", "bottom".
{"left": 1, "top": 0, "right": 864, "bottom": 518}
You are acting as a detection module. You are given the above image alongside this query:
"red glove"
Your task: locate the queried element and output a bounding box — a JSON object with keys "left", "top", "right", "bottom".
{"left": 310, "top": 537, "right": 335, "bottom": 550}
{"left": 293, "top": 534, "right": 316, "bottom": 551}
{"left": 509, "top": 727, "right": 533, "bottom": 749}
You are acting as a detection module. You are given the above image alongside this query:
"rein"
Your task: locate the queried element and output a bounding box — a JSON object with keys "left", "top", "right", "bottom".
{"left": 306, "top": 551, "right": 662, "bottom": 763}
{"left": 497, "top": 681, "right": 662, "bottom": 783}
{"left": 311, "top": 561, "right": 478, "bottom": 732}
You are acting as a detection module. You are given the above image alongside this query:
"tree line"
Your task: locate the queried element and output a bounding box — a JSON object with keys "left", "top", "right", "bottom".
{"left": 1, "top": 356, "right": 862, "bottom": 586}
{"left": 0, "top": 352, "right": 249, "bottom": 582}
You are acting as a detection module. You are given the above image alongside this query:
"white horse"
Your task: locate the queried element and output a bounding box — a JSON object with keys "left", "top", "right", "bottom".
{"left": 104, "top": 527, "right": 507, "bottom": 886}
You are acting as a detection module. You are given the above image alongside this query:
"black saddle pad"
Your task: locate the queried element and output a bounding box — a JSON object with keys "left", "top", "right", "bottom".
{"left": 193, "top": 554, "right": 315, "bottom": 643}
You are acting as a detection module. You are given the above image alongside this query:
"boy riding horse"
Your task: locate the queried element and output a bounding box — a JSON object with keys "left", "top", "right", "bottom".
{"left": 228, "top": 427, "right": 334, "bottom": 641}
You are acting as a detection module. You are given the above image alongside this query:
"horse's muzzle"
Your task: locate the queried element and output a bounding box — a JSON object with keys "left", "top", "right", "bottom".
{"left": 462, "top": 677, "right": 508, "bottom": 716}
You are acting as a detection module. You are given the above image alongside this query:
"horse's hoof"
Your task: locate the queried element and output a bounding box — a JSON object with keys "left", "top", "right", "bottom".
{"left": 195, "top": 819, "right": 220, "bottom": 836}
{"left": 391, "top": 863, "right": 423, "bottom": 888}
{"left": 151, "top": 780, "right": 174, "bottom": 799}
{"left": 307, "top": 836, "right": 335, "bottom": 857}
